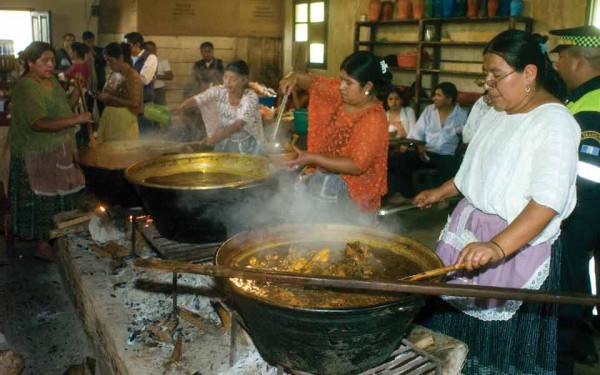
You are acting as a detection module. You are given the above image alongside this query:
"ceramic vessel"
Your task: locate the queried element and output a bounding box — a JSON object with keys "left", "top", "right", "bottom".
{"left": 442, "top": 0, "right": 455, "bottom": 17}
{"left": 397, "top": 0, "right": 413, "bottom": 19}
{"left": 510, "top": 0, "right": 524, "bottom": 16}
{"left": 369, "top": 0, "right": 382, "bottom": 20}
{"left": 382, "top": 0, "right": 395, "bottom": 20}
{"left": 498, "top": 0, "right": 511, "bottom": 15}
{"left": 433, "top": 0, "right": 443, "bottom": 17}
{"left": 467, "top": 0, "right": 481, "bottom": 16}
{"left": 454, "top": 0, "right": 467, "bottom": 16}
{"left": 487, "top": 0, "right": 499, "bottom": 16}
{"left": 479, "top": 0, "right": 488, "bottom": 16}
{"left": 413, "top": 0, "right": 425, "bottom": 19}
{"left": 424, "top": 0, "right": 434, "bottom": 17}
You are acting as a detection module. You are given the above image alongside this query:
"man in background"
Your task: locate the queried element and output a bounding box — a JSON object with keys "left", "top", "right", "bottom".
{"left": 82, "top": 31, "right": 106, "bottom": 115}
{"left": 145, "top": 41, "right": 173, "bottom": 106}
{"left": 551, "top": 25, "right": 600, "bottom": 375}
{"left": 192, "top": 41, "right": 224, "bottom": 94}
{"left": 55, "top": 33, "right": 76, "bottom": 72}
{"left": 124, "top": 32, "right": 158, "bottom": 134}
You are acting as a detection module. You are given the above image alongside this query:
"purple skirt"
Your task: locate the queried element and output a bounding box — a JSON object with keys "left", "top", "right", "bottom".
{"left": 437, "top": 199, "right": 551, "bottom": 320}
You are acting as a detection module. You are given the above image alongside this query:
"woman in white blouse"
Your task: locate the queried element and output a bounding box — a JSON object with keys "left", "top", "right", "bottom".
{"left": 385, "top": 87, "right": 415, "bottom": 138}
{"left": 414, "top": 30, "right": 579, "bottom": 374}
{"left": 179, "top": 60, "right": 265, "bottom": 154}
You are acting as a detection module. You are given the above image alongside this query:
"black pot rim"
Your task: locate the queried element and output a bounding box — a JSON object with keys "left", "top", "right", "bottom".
{"left": 230, "top": 285, "right": 426, "bottom": 313}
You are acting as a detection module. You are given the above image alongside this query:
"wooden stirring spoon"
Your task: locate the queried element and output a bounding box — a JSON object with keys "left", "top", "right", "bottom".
{"left": 402, "top": 264, "right": 463, "bottom": 282}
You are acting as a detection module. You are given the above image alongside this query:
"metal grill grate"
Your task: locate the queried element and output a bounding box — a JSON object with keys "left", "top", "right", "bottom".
{"left": 133, "top": 215, "right": 220, "bottom": 262}
{"left": 271, "top": 340, "right": 441, "bottom": 375}
{"left": 229, "top": 311, "right": 442, "bottom": 375}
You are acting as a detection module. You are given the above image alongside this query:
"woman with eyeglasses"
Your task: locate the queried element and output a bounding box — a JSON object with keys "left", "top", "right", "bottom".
{"left": 414, "top": 30, "right": 579, "bottom": 374}
{"left": 9, "top": 42, "right": 92, "bottom": 260}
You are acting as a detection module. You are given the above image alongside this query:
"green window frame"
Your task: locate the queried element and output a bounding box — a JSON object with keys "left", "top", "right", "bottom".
{"left": 293, "top": 0, "right": 328, "bottom": 69}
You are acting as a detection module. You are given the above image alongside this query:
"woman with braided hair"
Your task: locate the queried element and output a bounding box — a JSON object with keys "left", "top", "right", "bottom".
{"left": 415, "top": 29, "right": 580, "bottom": 374}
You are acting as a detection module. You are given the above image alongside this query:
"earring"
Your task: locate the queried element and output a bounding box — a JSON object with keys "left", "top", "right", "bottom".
{"left": 525, "top": 85, "right": 531, "bottom": 94}
{"left": 364, "top": 90, "right": 370, "bottom": 96}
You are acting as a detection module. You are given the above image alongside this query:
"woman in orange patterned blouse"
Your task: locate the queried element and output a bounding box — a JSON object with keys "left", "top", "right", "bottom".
{"left": 280, "top": 51, "right": 392, "bottom": 221}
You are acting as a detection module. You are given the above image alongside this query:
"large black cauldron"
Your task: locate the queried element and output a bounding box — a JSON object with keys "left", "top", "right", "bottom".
{"left": 215, "top": 224, "right": 443, "bottom": 375}
{"left": 124, "top": 153, "right": 278, "bottom": 243}
{"left": 76, "top": 140, "right": 190, "bottom": 207}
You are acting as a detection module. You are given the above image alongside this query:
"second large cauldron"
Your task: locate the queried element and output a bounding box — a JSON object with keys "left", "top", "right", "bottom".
{"left": 125, "top": 153, "right": 278, "bottom": 243}
{"left": 215, "top": 224, "right": 444, "bottom": 375}
{"left": 76, "top": 140, "right": 191, "bottom": 206}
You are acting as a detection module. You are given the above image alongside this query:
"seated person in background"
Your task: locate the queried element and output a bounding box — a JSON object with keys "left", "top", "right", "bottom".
{"left": 388, "top": 82, "right": 467, "bottom": 204}
{"left": 179, "top": 60, "right": 265, "bottom": 155}
{"left": 96, "top": 42, "right": 143, "bottom": 143}
{"left": 385, "top": 87, "right": 416, "bottom": 138}
{"left": 408, "top": 81, "right": 468, "bottom": 179}
{"left": 461, "top": 90, "right": 493, "bottom": 145}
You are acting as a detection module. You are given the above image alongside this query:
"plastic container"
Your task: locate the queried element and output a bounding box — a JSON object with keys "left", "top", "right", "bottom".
{"left": 143, "top": 102, "right": 171, "bottom": 125}
{"left": 258, "top": 96, "right": 277, "bottom": 107}
{"left": 293, "top": 108, "right": 308, "bottom": 135}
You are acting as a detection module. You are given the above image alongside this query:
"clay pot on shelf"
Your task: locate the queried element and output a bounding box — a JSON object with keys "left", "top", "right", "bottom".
{"left": 510, "top": 0, "right": 524, "bottom": 16}
{"left": 467, "top": 0, "right": 481, "bottom": 17}
{"left": 382, "top": 0, "right": 395, "bottom": 20}
{"left": 397, "top": 0, "right": 413, "bottom": 19}
{"left": 487, "top": 0, "right": 499, "bottom": 16}
{"left": 424, "top": 0, "right": 434, "bottom": 17}
{"left": 454, "top": 0, "right": 467, "bottom": 16}
{"left": 369, "top": 0, "right": 382, "bottom": 20}
{"left": 479, "top": 0, "right": 488, "bottom": 16}
{"left": 498, "top": 0, "right": 511, "bottom": 15}
{"left": 413, "top": 0, "right": 425, "bottom": 19}
{"left": 433, "top": 0, "right": 443, "bottom": 17}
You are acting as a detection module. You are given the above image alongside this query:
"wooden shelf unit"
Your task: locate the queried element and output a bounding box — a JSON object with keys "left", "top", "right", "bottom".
{"left": 354, "top": 16, "right": 534, "bottom": 114}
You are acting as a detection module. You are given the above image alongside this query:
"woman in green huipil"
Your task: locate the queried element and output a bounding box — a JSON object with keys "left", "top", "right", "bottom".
{"left": 9, "top": 42, "right": 92, "bottom": 260}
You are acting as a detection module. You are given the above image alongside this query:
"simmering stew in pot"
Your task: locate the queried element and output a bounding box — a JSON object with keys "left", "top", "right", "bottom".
{"left": 232, "top": 241, "right": 423, "bottom": 309}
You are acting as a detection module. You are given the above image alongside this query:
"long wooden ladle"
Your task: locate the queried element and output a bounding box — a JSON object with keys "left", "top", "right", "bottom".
{"left": 402, "top": 264, "right": 462, "bottom": 281}
{"left": 133, "top": 258, "right": 600, "bottom": 306}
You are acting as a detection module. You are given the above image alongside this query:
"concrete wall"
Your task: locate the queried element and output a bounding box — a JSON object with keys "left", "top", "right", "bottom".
{"left": 1, "top": 0, "right": 98, "bottom": 49}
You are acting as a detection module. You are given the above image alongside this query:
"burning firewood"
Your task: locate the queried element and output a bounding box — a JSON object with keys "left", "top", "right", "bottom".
{"left": 90, "top": 242, "right": 130, "bottom": 259}
{"left": 164, "top": 336, "right": 183, "bottom": 366}
{"left": 147, "top": 324, "right": 172, "bottom": 343}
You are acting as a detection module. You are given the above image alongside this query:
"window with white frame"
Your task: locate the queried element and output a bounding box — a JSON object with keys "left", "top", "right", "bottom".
{"left": 294, "top": 0, "right": 328, "bottom": 69}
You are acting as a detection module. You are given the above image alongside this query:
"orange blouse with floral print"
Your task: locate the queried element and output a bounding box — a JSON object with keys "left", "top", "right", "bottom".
{"left": 307, "top": 76, "right": 389, "bottom": 212}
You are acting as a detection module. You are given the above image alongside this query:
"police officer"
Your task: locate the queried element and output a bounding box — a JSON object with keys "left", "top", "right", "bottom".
{"left": 551, "top": 25, "right": 600, "bottom": 374}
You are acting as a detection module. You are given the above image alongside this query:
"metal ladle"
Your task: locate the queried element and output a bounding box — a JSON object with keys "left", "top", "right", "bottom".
{"left": 269, "top": 94, "right": 289, "bottom": 146}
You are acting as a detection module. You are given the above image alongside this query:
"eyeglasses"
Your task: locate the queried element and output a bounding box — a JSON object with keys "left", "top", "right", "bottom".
{"left": 474, "top": 70, "right": 516, "bottom": 88}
